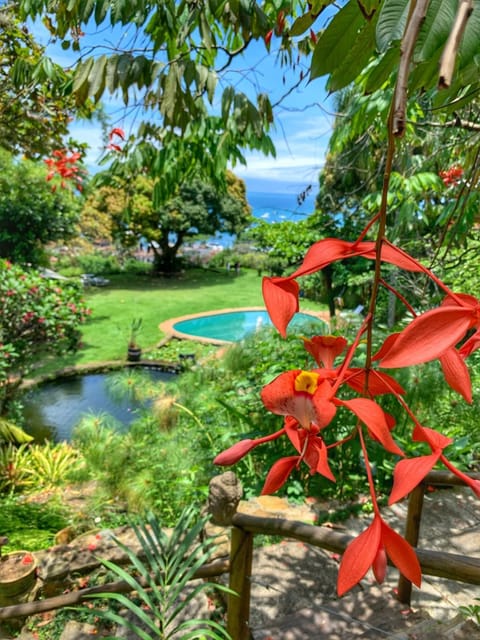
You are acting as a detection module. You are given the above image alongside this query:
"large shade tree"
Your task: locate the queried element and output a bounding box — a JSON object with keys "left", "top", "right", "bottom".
{"left": 87, "top": 171, "right": 252, "bottom": 272}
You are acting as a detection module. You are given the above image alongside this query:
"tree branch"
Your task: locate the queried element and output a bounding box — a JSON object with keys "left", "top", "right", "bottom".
{"left": 439, "top": 0, "right": 474, "bottom": 89}
{"left": 393, "top": 0, "right": 431, "bottom": 137}
{"left": 407, "top": 115, "right": 480, "bottom": 131}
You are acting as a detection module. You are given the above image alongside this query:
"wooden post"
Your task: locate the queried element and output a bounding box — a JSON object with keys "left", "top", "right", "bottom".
{"left": 227, "top": 525, "right": 253, "bottom": 640}
{"left": 397, "top": 482, "right": 425, "bottom": 605}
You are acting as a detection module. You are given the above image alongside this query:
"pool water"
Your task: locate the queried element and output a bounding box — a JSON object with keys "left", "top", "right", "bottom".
{"left": 173, "top": 310, "right": 324, "bottom": 342}
{"left": 21, "top": 369, "right": 175, "bottom": 443}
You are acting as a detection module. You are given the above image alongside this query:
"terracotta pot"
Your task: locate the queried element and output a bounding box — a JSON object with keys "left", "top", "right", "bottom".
{"left": 0, "top": 551, "right": 37, "bottom": 606}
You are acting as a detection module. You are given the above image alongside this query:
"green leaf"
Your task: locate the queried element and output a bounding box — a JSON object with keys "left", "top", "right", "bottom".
{"left": 94, "top": 0, "right": 109, "bottom": 24}
{"left": 310, "top": 1, "right": 365, "bottom": 80}
{"left": 364, "top": 44, "right": 400, "bottom": 93}
{"left": 376, "top": 0, "right": 409, "bottom": 52}
{"left": 327, "top": 18, "right": 377, "bottom": 92}
{"left": 0, "top": 419, "right": 33, "bottom": 444}
{"left": 88, "top": 54, "right": 107, "bottom": 101}
{"left": 72, "top": 57, "right": 94, "bottom": 104}
{"left": 105, "top": 55, "right": 118, "bottom": 93}
{"left": 289, "top": 11, "right": 318, "bottom": 37}
{"left": 415, "top": 0, "right": 456, "bottom": 62}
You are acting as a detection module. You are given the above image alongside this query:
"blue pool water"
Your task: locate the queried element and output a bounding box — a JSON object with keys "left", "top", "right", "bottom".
{"left": 173, "top": 310, "right": 325, "bottom": 342}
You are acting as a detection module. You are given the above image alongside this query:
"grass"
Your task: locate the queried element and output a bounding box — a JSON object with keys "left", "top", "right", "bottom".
{"left": 35, "top": 267, "right": 327, "bottom": 373}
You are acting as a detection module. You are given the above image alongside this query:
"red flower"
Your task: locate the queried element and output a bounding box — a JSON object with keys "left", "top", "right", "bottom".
{"left": 439, "top": 165, "right": 463, "bottom": 187}
{"left": 109, "top": 127, "right": 125, "bottom": 141}
{"left": 302, "top": 335, "right": 347, "bottom": 369}
{"left": 264, "top": 29, "right": 273, "bottom": 48}
{"left": 276, "top": 10, "right": 285, "bottom": 34}
{"left": 337, "top": 513, "right": 421, "bottom": 596}
{"left": 262, "top": 238, "right": 424, "bottom": 337}
{"left": 377, "top": 293, "right": 480, "bottom": 402}
{"left": 389, "top": 425, "right": 480, "bottom": 504}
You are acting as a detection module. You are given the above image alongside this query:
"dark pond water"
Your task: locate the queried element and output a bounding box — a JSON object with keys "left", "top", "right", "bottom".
{"left": 21, "top": 369, "right": 176, "bottom": 443}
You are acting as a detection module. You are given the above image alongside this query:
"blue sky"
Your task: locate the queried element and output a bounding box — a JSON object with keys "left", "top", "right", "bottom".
{"left": 35, "top": 17, "right": 336, "bottom": 197}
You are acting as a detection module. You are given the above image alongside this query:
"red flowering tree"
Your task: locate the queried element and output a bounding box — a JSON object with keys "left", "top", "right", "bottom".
{"left": 0, "top": 260, "right": 90, "bottom": 414}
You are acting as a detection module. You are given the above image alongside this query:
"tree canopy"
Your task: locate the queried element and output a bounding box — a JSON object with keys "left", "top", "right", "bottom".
{"left": 85, "top": 170, "right": 252, "bottom": 272}
{"left": 0, "top": 150, "right": 81, "bottom": 266}
{"left": 0, "top": 4, "right": 91, "bottom": 158}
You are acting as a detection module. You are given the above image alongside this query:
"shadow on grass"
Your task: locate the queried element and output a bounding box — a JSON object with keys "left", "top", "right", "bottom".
{"left": 86, "top": 269, "right": 249, "bottom": 292}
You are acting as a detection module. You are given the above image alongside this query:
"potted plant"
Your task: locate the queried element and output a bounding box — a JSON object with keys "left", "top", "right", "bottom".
{"left": 0, "top": 538, "right": 37, "bottom": 606}
{"left": 127, "top": 317, "right": 143, "bottom": 362}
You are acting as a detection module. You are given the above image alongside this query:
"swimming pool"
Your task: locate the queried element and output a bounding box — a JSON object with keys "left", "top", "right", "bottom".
{"left": 169, "top": 309, "right": 326, "bottom": 343}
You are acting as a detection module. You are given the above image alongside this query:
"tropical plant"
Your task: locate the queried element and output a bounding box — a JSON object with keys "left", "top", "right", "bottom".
{"left": 0, "top": 443, "right": 33, "bottom": 494}
{"left": 27, "top": 442, "right": 81, "bottom": 490}
{"left": 0, "top": 4, "right": 85, "bottom": 158}
{"left": 84, "top": 507, "right": 232, "bottom": 639}
{"left": 0, "top": 149, "right": 82, "bottom": 266}
{"left": 0, "top": 419, "right": 33, "bottom": 445}
{"left": 0, "top": 259, "right": 90, "bottom": 414}
{"left": 128, "top": 317, "right": 143, "bottom": 349}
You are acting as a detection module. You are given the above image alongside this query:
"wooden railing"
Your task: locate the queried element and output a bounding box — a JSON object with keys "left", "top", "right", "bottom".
{"left": 226, "top": 470, "right": 480, "bottom": 640}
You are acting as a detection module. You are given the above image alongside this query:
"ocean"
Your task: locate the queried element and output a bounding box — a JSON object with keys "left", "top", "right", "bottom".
{"left": 248, "top": 189, "right": 316, "bottom": 223}
{"left": 211, "top": 189, "right": 317, "bottom": 247}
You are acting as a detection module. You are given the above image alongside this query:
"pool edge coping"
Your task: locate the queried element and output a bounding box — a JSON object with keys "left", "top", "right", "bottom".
{"left": 160, "top": 307, "right": 331, "bottom": 346}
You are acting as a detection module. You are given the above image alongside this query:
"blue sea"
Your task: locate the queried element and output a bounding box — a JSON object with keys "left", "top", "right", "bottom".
{"left": 249, "top": 189, "right": 316, "bottom": 223}
{"left": 212, "top": 188, "right": 317, "bottom": 247}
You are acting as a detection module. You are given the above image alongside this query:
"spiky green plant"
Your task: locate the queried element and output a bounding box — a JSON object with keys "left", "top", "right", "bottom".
{"left": 28, "top": 441, "right": 81, "bottom": 490}
{"left": 0, "top": 419, "right": 33, "bottom": 445}
{"left": 83, "top": 507, "right": 232, "bottom": 639}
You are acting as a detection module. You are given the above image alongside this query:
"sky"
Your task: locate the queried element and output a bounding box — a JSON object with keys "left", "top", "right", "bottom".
{"left": 34, "top": 14, "right": 337, "bottom": 198}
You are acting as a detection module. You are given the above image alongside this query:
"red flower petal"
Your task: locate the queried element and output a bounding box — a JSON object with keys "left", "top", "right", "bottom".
{"left": 337, "top": 517, "right": 381, "bottom": 596}
{"left": 459, "top": 328, "right": 480, "bottom": 358}
{"left": 261, "top": 456, "right": 299, "bottom": 494}
{"left": 262, "top": 277, "right": 299, "bottom": 337}
{"left": 214, "top": 439, "right": 258, "bottom": 465}
{"left": 340, "top": 398, "right": 404, "bottom": 456}
{"left": 290, "top": 239, "right": 373, "bottom": 279}
{"left": 413, "top": 424, "right": 453, "bottom": 450}
{"left": 345, "top": 368, "right": 405, "bottom": 396}
{"left": 303, "top": 335, "right": 347, "bottom": 368}
{"left": 381, "top": 521, "right": 421, "bottom": 587}
{"left": 388, "top": 453, "right": 440, "bottom": 505}
{"left": 379, "top": 307, "right": 474, "bottom": 368}
{"left": 439, "top": 348, "right": 472, "bottom": 403}
{"left": 109, "top": 127, "right": 125, "bottom": 140}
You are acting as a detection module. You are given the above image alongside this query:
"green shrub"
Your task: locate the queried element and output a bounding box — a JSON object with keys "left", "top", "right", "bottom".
{"left": 77, "top": 253, "right": 122, "bottom": 275}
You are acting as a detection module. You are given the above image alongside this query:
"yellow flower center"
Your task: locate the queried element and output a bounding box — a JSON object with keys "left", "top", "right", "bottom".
{"left": 294, "top": 371, "right": 320, "bottom": 395}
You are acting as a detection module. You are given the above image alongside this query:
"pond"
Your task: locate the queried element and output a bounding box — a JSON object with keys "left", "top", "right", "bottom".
{"left": 21, "top": 368, "right": 176, "bottom": 443}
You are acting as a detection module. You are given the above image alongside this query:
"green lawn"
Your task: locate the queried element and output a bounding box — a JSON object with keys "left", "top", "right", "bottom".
{"left": 40, "top": 267, "right": 326, "bottom": 371}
